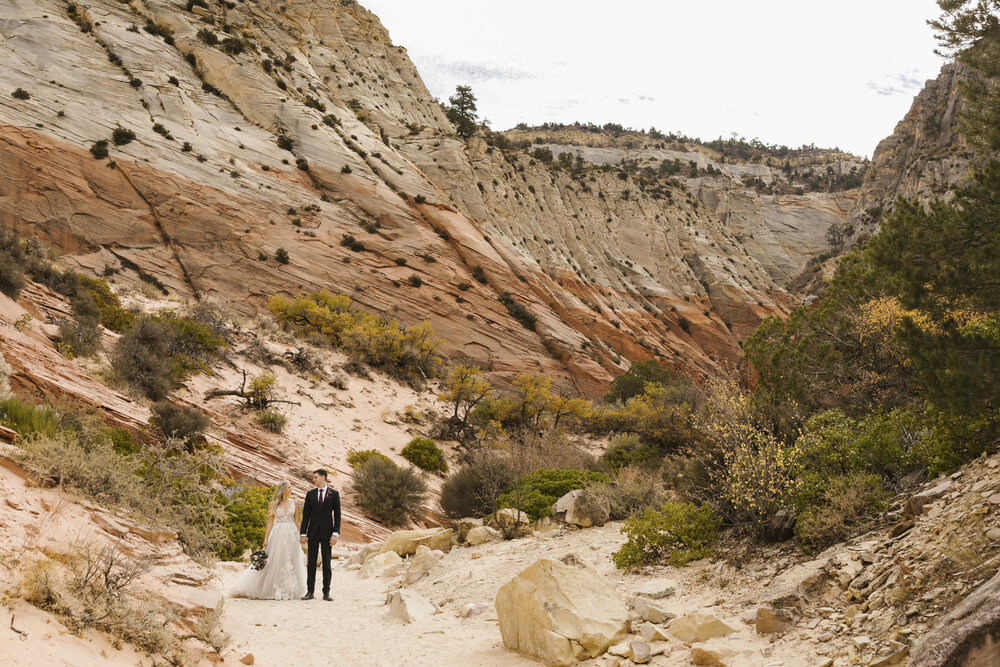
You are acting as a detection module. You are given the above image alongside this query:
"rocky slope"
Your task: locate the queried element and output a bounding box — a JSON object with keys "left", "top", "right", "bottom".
{"left": 0, "top": 0, "right": 866, "bottom": 394}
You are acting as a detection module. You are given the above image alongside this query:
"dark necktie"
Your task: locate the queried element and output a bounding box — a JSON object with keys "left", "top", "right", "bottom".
{"left": 318, "top": 489, "right": 324, "bottom": 505}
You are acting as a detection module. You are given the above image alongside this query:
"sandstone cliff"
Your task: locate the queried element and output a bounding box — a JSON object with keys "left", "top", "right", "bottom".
{"left": 0, "top": 0, "right": 863, "bottom": 395}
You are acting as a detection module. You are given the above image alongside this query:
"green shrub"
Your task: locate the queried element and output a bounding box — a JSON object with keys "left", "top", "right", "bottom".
{"left": 407, "top": 275, "right": 422, "bottom": 287}
{"left": 351, "top": 458, "right": 427, "bottom": 526}
{"left": 602, "top": 433, "right": 660, "bottom": 470}
{"left": 105, "top": 427, "right": 142, "bottom": 455}
{"left": 347, "top": 448, "right": 392, "bottom": 469}
{"left": 110, "top": 316, "right": 180, "bottom": 400}
{"left": 401, "top": 437, "right": 447, "bottom": 473}
{"left": 499, "top": 468, "right": 609, "bottom": 521}
{"left": 472, "top": 265, "right": 487, "bottom": 284}
{"left": 438, "top": 448, "right": 516, "bottom": 519}
{"left": 150, "top": 401, "right": 209, "bottom": 444}
{"left": 0, "top": 231, "right": 26, "bottom": 298}
{"left": 341, "top": 164, "right": 352, "bottom": 174}
{"left": 254, "top": 409, "right": 286, "bottom": 433}
{"left": 612, "top": 501, "right": 721, "bottom": 570}
{"left": 0, "top": 397, "right": 61, "bottom": 437}
{"left": 498, "top": 292, "right": 535, "bottom": 330}
{"left": 78, "top": 276, "right": 134, "bottom": 331}
{"left": 218, "top": 485, "right": 271, "bottom": 560}
{"left": 112, "top": 127, "right": 136, "bottom": 146}
{"left": 11, "top": 88, "right": 30, "bottom": 100}
{"left": 275, "top": 248, "right": 290, "bottom": 264}
{"left": 90, "top": 140, "right": 109, "bottom": 159}
{"left": 57, "top": 316, "right": 101, "bottom": 358}
{"left": 795, "top": 473, "right": 888, "bottom": 551}
{"left": 276, "top": 134, "right": 293, "bottom": 151}
{"left": 196, "top": 28, "right": 218, "bottom": 45}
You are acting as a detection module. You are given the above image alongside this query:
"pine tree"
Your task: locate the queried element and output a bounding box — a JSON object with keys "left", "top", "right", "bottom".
{"left": 446, "top": 85, "right": 478, "bottom": 138}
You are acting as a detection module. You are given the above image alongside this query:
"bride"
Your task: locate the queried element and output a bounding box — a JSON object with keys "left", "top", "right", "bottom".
{"left": 229, "top": 482, "right": 308, "bottom": 600}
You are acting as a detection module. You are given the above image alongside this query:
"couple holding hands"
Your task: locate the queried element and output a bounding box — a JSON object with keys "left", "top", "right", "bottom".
{"left": 229, "top": 469, "right": 342, "bottom": 601}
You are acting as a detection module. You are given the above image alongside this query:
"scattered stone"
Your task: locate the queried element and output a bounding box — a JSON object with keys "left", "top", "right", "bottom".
{"left": 495, "top": 558, "right": 628, "bottom": 666}
{"left": 466, "top": 525, "right": 501, "bottom": 546}
{"left": 607, "top": 642, "right": 629, "bottom": 657}
{"left": 551, "top": 488, "right": 610, "bottom": 528}
{"left": 558, "top": 552, "right": 596, "bottom": 572}
{"left": 629, "top": 640, "right": 651, "bottom": 664}
{"left": 387, "top": 589, "right": 437, "bottom": 624}
{"left": 906, "top": 479, "right": 953, "bottom": 516}
{"left": 632, "top": 578, "right": 677, "bottom": 600}
{"left": 5, "top": 498, "right": 23, "bottom": 510}
{"left": 667, "top": 613, "right": 736, "bottom": 643}
{"left": 239, "top": 654, "right": 254, "bottom": 665}
{"left": 455, "top": 517, "right": 481, "bottom": 543}
{"left": 853, "top": 635, "right": 872, "bottom": 650}
{"left": 378, "top": 527, "right": 453, "bottom": 556}
{"left": 536, "top": 516, "right": 556, "bottom": 533}
{"left": 403, "top": 545, "right": 444, "bottom": 585}
{"left": 359, "top": 550, "right": 404, "bottom": 579}
{"left": 690, "top": 646, "right": 738, "bottom": 666}
{"left": 910, "top": 568, "right": 1000, "bottom": 666}
{"left": 638, "top": 621, "right": 668, "bottom": 642}
{"left": 986, "top": 527, "right": 1000, "bottom": 541}
{"left": 630, "top": 596, "right": 674, "bottom": 624}
{"left": 756, "top": 605, "right": 800, "bottom": 634}
{"left": 767, "top": 507, "right": 796, "bottom": 541}
{"left": 130, "top": 524, "right": 178, "bottom": 545}
{"left": 489, "top": 508, "right": 532, "bottom": 538}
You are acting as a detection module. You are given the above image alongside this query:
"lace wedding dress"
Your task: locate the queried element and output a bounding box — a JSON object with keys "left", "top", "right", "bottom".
{"left": 228, "top": 500, "right": 308, "bottom": 600}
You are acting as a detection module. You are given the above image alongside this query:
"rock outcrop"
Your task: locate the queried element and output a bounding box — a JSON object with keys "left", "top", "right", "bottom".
{"left": 910, "top": 569, "right": 1000, "bottom": 666}
{"left": 495, "top": 558, "right": 629, "bottom": 666}
{"left": 552, "top": 489, "right": 610, "bottom": 528}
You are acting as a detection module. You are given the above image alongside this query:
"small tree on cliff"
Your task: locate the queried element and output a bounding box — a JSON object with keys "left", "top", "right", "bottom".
{"left": 446, "top": 85, "right": 478, "bottom": 138}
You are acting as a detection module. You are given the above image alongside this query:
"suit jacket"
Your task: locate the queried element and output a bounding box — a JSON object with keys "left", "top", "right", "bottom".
{"left": 300, "top": 487, "right": 341, "bottom": 541}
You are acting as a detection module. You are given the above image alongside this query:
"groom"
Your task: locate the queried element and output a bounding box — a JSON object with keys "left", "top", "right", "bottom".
{"left": 299, "top": 469, "right": 341, "bottom": 601}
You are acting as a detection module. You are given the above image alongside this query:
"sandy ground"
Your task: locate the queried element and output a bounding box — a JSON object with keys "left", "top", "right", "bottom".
{"left": 216, "top": 524, "right": 824, "bottom": 667}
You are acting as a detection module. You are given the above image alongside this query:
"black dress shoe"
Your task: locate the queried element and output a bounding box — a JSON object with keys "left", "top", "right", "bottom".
{"left": 323, "top": 593, "right": 333, "bottom": 601}
{"left": 301, "top": 593, "right": 314, "bottom": 600}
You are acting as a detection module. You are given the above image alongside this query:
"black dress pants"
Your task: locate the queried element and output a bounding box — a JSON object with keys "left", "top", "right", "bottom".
{"left": 306, "top": 538, "right": 332, "bottom": 594}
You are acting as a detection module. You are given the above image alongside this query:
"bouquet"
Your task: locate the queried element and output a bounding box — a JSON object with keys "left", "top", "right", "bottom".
{"left": 250, "top": 549, "right": 268, "bottom": 571}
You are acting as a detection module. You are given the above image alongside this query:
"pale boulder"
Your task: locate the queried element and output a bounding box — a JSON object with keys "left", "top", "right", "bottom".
{"left": 359, "top": 550, "right": 404, "bottom": 579}
{"left": 455, "top": 518, "right": 482, "bottom": 543}
{"left": 630, "top": 596, "right": 674, "bottom": 624}
{"left": 632, "top": 578, "right": 678, "bottom": 600}
{"left": 387, "top": 589, "right": 437, "bottom": 624}
{"left": 377, "top": 528, "right": 453, "bottom": 556}
{"left": 629, "top": 640, "right": 651, "bottom": 664}
{"left": 466, "top": 525, "right": 502, "bottom": 546}
{"left": 490, "top": 508, "right": 531, "bottom": 538}
{"left": 552, "top": 489, "right": 610, "bottom": 528}
{"left": 667, "top": 613, "right": 737, "bottom": 643}
{"left": 495, "top": 558, "right": 629, "bottom": 666}
{"left": 403, "top": 545, "right": 444, "bottom": 585}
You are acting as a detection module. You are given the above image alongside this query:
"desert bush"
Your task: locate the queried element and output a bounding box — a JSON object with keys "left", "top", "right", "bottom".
{"left": 604, "top": 359, "right": 695, "bottom": 405}
{"left": 78, "top": 275, "right": 134, "bottom": 331}
{"left": 275, "top": 247, "right": 290, "bottom": 264}
{"left": 795, "top": 472, "right": 888, "bottom": 551}
{"left": 218, "top": 485, "right": 271, "bottom": 560}
{"left": 0, "top": 231, "right": 27, "bottom": 298}
{"left": 586, "top": 465, "right": 667, "bottom": 520}
{"left": 401, "top": 437, "right": 447, "bottom": 473}
{"left": 110, "top": 316, "right": 179, "bottom": 400}
{"left": 254, "top": 408, "right": 287, "bottom": 433}
{"left": 438, "top": 447, "right": 516, "bottom": 519}
{"left": 612, "top": 501, "right": 721, "bottom": 570}
{"left": 602, "top": 432, "right": 660, "bottom": 470}
{"left": 347, "top": 448, "right": 392, "bottom": 469}
{"left": 112, "top": 126, "right": 136, "bottom": 146}
{"left": 150, "top": 401, "right": 209, "bottom": 444}
{"left": 589, "top": 382, "right": 701, "bottom": 452}
{"left": 11, "top": 87, "right": 30, "bottom": 100}
{"left": 498, "top": 292, "right": 535, "bottom": 330}
{"left": 351, "top": 457, "right": 427, "bottom": 526}
{"left": 499, "top": 468, "right": 608, "bottom": 521}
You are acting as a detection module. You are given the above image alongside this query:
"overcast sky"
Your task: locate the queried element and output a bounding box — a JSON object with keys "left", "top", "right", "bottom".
{"left": 361, "top": 1, "right": 946, "bottom": 157}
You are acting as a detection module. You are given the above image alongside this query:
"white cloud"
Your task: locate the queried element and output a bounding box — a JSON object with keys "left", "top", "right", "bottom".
{"left": 361, "top": 0, "right": 946, "bottom": 156}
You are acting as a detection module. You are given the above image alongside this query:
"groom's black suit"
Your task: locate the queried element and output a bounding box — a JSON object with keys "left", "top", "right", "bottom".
{"left": 300, "top": 486, "right": 341, "bottom": 596}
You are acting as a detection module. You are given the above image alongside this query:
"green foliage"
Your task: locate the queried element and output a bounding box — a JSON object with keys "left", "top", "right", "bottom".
{"left": 590, "top": 382, "right": 700, "bottom": 452}
{"left": 351, "top": 458, "right": 427, "bottom": 527}
{"left": 438, "top": 448, "right": 517, "bottom": 519}
{"left": 0, "top": 230, "right": 27, "bottom": 298}
{"left": 601, "top": 433, "right": 660, "bottom": 471}
{"left": 90, "top": 140, "right": 109, "bottom": 159}
{"left": 499, "top": 468, "right": 609, "bottom": 521}
{"left": 0, "top": 397, "right": 61, "bottom": 438}
{"left": 218, "top": 485, "right": 271, "bottom": 560}
{"left": 347, "top": 448, "right": 392, "bottom": 469}
{"left": 12, "top": 88, "right": 30, "bottom": 100}
{"left": 605, "top": 360, "right": 686, "bottom": 405}
{"left": 498, "top": 292, "right": 535, "bottom": 330}
{"left": 445, "top": 85, "right": 478, "bottom": 138}
{"left": 275, "top": 248, "right": 290, "bottom": 264}
{"left": 112, "top": 126, "right": 136, "bottom": 146}
{"left": 254, "top": 408, "right": 286, "bottom": 434}
{"left": 110, "top": 316, "right": 180, "bottom": 400}
{"left": 401, "top": 437, "right": 447, "bottom": 473}
{"left": 612, "top": 502, "right": 721, "bottom": 570}
{"left": 268, "top": 290, "right": 442, "bottom": 382}
{"left": 586, "top": 465, "right": 667, "bottom": 521}
{"left": 795, "top": 473, "right": 888, "bottom": 551}
{"left": 150, "top": 401, "right": 209, "bottom": 444}
{"left": 78, "top": 276, "right": 135, "bottom": 331}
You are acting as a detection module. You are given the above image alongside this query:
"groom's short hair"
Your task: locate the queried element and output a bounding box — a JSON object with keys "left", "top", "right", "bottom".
{"left": 313, "top": 469, "right": 328, "bottom": 479}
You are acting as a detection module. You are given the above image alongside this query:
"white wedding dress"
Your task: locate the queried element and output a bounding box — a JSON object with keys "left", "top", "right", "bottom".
{"left": 228, "top": 500, "right": 308, "bottom": 600}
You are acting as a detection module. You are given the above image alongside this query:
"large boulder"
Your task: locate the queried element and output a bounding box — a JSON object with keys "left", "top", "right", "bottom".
{"left": 467, "top": 525, "right": 502, "bottom": 546}
{"left": 910, "top": 569, "right": 1000, "bottom": 666}
{"left": 552, "top": 489, "right": 610, "bottom": 528}
{"left": 906, "top": 478, "right": 953, "bottom": 517}
{"left": 495, "top": 558, "right": 629, "bottom": 666}
{"left": 377, "top": 528, "right": 453, "bottom": 556}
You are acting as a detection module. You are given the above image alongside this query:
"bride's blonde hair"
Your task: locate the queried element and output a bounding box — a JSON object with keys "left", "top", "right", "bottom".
{"left": 268, "top": 481, "right": 290, "bottom": 517}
